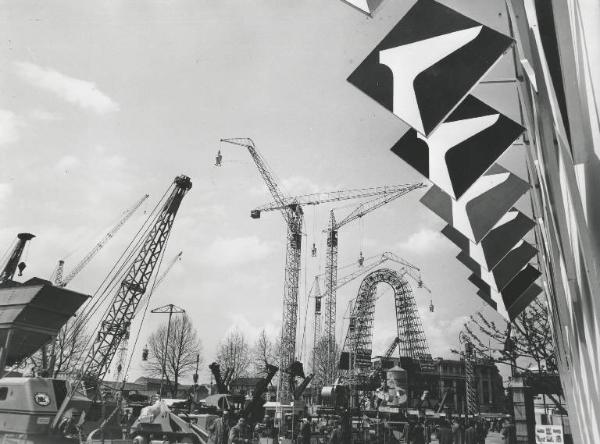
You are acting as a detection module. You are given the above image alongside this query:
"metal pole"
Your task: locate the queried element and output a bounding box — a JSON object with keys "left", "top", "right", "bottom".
{"left": 159, "top": 308, "right": 174, "bottom": 397}
{"left": 151, "top": 303, "right": 185, "bottom": 399}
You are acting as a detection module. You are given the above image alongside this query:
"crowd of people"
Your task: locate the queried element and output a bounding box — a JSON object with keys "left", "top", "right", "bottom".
{"left": 205, "top": 410, "right": 518, "bottom": 444}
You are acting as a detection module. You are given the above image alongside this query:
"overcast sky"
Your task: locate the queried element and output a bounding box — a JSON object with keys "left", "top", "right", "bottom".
{"left": 0, "top": 0, "right": 530, "bottom": 383}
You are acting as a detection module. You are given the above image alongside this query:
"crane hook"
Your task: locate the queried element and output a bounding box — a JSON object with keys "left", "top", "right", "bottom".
{"left": 215, "top": 150, "right": 223, "bottom": 167}
{"left": 17, "top": 262, "right": 26, "bottom": 276}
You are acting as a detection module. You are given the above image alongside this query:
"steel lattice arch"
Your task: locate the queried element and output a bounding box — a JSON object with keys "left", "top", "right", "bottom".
{"left": 342, "top": 268, "right": 431, "bottom": 376}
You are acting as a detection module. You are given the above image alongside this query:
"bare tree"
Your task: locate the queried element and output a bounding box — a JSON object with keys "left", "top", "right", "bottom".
{"left": 26, "top": 317, "right": 89, "bottom": 378}
{"left": 252, "top": 329, "right": 278, "bottom": 376}
{"left": 310, "top": 335, "right": 338, "bottom": 385}
{"left": 145, "top": 314, "right": 203, "bottom": 397}
{"left": 216, "top": 328, "right": 251, "bottom": 381}
{"left": 459, "top": 296, "right": 562, "bottom": 410}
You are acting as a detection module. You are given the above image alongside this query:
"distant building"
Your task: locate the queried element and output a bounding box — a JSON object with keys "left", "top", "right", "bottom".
{"left": 132, "top": 376, "right": 198, "bottom": 399}
{"left": 229, "top": 377, "right": 263, "bottom": 397}
{"left": 371, "top": 355, "right": 505, "bottom": 413}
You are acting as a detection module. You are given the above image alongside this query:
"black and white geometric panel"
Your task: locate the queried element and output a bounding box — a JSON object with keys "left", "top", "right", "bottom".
{"left": 472, "top": 264, "right": 542, "bottom": 321}
{"left": 391, "top": 95, "right": 524, "bottom": 199}
{"left": 340, "top": 0, "right": 385, "bottom": 16}
{"left": 347, "top": 0, "right": 513, "bottom": 135}
{"left": 457, "top": 240, "right": 537, "bottom": 291}
{"left": 442, "top": 209, "right": 536, "bottom": 271}
{"left": 420, "top": 165, "right": 530, "bottom": 243}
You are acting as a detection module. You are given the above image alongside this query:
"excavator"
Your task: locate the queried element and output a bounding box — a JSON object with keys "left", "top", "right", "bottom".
{"left": 0, "top": 175, "right": 200, "bottom": 444}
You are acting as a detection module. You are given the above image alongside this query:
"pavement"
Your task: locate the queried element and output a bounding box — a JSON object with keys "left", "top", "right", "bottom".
{"left": 428, "top": 432, "right": 505, "bottom": 444}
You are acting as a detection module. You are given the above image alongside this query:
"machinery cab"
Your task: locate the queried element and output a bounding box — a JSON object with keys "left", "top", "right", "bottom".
{"left": 0, "top": 377, "right": 90, "bottom": 439}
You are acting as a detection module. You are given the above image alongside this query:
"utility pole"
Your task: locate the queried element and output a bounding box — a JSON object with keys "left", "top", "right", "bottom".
{"left": 151, "top": 303, "right": 185, "bottom": 398}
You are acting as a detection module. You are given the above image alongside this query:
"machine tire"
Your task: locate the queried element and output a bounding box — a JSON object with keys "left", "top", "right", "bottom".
{"left": 131, "top": 434, "right": 148, "bottom": 444}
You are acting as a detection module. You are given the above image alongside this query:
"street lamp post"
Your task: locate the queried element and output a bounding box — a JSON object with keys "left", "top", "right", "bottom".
{"left": 151, "top": 303, "right": 185, "bottom": 398}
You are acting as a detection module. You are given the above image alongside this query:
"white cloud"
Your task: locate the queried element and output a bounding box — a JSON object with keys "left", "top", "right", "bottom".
{"left": 55, "top": 155, "right": 81, "bottom": 172}
{"left": 0, "top": 109, "right": 22, "bottom": 145}
{"left": 201, "top": 235, "right": 273, "bottom": 267}
{"left": 29, "top": 109, "right": 62, "bottom": 121}
{"left": 397, "top": 228, "right": 448, "bottom": 255}
{"left": 0, "top": 183, "right": 13, "bottom": 202}
{"left": 14, "top": 61, "right": 120, "bottom": 114}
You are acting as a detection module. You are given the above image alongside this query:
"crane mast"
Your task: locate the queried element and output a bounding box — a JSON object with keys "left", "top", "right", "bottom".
{"left": 221, "top": 138, "right": 301, "bottom": 403}
{"left": 52, "top": 175, "right": 191, "bottom": 430}
{"left": 55, "top": 194, "right": 149, "bottom": 287}
{"left": 0, "top": 233, "right": 35, "bottom": 284}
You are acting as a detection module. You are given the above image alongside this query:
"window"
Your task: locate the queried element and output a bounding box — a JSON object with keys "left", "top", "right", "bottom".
{"left": 0, "top": 387, "right": 7, "bottom": 401}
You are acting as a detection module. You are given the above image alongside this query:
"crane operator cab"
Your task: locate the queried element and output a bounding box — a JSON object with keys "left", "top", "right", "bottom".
{"left": 215, "top": 150, "right": 222, "bottom": 167}
{"left": 0, "top": 377, "right": 91, "bottom": 443}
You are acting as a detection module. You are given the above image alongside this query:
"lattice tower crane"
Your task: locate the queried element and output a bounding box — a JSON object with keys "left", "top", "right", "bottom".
{"left": 54, "top": 194, "right": 149, "bottom": 287}
{"left": 322, "top": 184, "right": 425, "bottom": 384}
{"left": 0, "top": 233, "right": 35, "bottom": 284}
{"left": 51, "top": 175, "right": 191, "bottom": 431}
{"left": 459, "top": 331, "right": 479, "bottom": 415}
{"left": 114, "top": 250, "right": 183, "bottom": 381}
{"left": 220, "top": 137, "right": 422, "bottom": 401}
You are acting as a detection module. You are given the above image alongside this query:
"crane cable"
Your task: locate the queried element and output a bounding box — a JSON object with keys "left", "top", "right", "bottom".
{"left": 0, "top": 238, "right": 17, "bottom": 271}
{"left": 69, "top": 185, "right": 173, "bottom": 388}
{"left": 63, "top": 184, "right": 173, "bottom": 360}
{"left": 298, "top": 233, "right": 310, "bottom": 361}
{"left": 120, "top": 227, "right": 172, "bottom": 385}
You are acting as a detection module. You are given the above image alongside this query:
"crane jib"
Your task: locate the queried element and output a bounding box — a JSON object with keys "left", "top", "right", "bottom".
{"left": 51, "top": 175, "right": 192, "bottom": 433}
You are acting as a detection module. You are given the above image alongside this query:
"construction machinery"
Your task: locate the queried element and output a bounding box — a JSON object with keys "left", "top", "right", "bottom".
{"left": 322, "top": 185, "right": 425, "bottom": 386}
{"left": 340, "top": 266, "right": 432, "bottom": 387}
{"left": 220, "top": 136, "right": 424, "bottom": 403}
{"left": 0, "top": 232, "right": 35, "bottom": 284}
{"left": 312, "top": 252, "right": 431, "bottom": 380}
{"left": 0, "top": 175, "right": 192, "bottom": 444}
{"left": 459, "top": 331, "right": 479, "bottom": 415}
{"left": 53, "top": 194, "right": 149, "bottom": 287}
{"left": 113, "top": 251, "right": 183, "bottom": 382}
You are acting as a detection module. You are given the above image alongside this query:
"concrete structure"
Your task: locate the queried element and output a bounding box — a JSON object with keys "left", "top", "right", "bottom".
{"left": 506, "top": 1, "right": 600, "bottom": 442}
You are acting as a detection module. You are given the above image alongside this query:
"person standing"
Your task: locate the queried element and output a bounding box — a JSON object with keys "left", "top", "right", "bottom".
{"left": 208, "top": 411, "right": 230, "bottom": 444}
{"left": 465, "top": 421, "right": 477, "bottom": 444}
{"left": 501, "top": 419, "right": 516, "bottom": 444}
{"left": 228, "top": 417, "right": 249, "bottom": 444}
{"left": 438, "top": 420, "right": 453, "bottom": 444}
{"left": 328, "top": 422, "right": 343, "bottom": 444}
{"left": 298, "top": 417, "right": 311, "bottom": 444}
{"left": 409, "top": 419, "right": 426, "bottom": 444}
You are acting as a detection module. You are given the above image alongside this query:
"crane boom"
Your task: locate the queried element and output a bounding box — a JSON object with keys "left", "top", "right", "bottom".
{"left": 52, "top": 175, "right": 191, "bottom": 430}
{"left": 221, "top": 138, "right": 288, "bottom": 220}
{"left": 254, "top": 184, "right": 422, "bottom": 215}
{"left": 0, "top": 233, "right": 35, "bottom": 284}
{"left": 221, "top": 138, "right": 303, "bottom": 403}
{"left": 56, "top": 194, "right": 149, "bottom": 287}
{"left": 114, "top": 251, "right": 184, "bottom": 380}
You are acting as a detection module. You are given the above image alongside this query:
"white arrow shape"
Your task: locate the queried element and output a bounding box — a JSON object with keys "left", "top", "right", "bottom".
{"left": 344, "top": 0, "right": 370, "bottom": 13}
{"left": 470, "top": 210, "right": 519, "bottom": 269}
{"left": 452, "top": 171, "right": 510, "bottom": 241}
{"left": 379, "top": 26, "right": 483, "bottom": 135}
{"left": 417, "top": 113, "right": 499, "bottom": 197}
